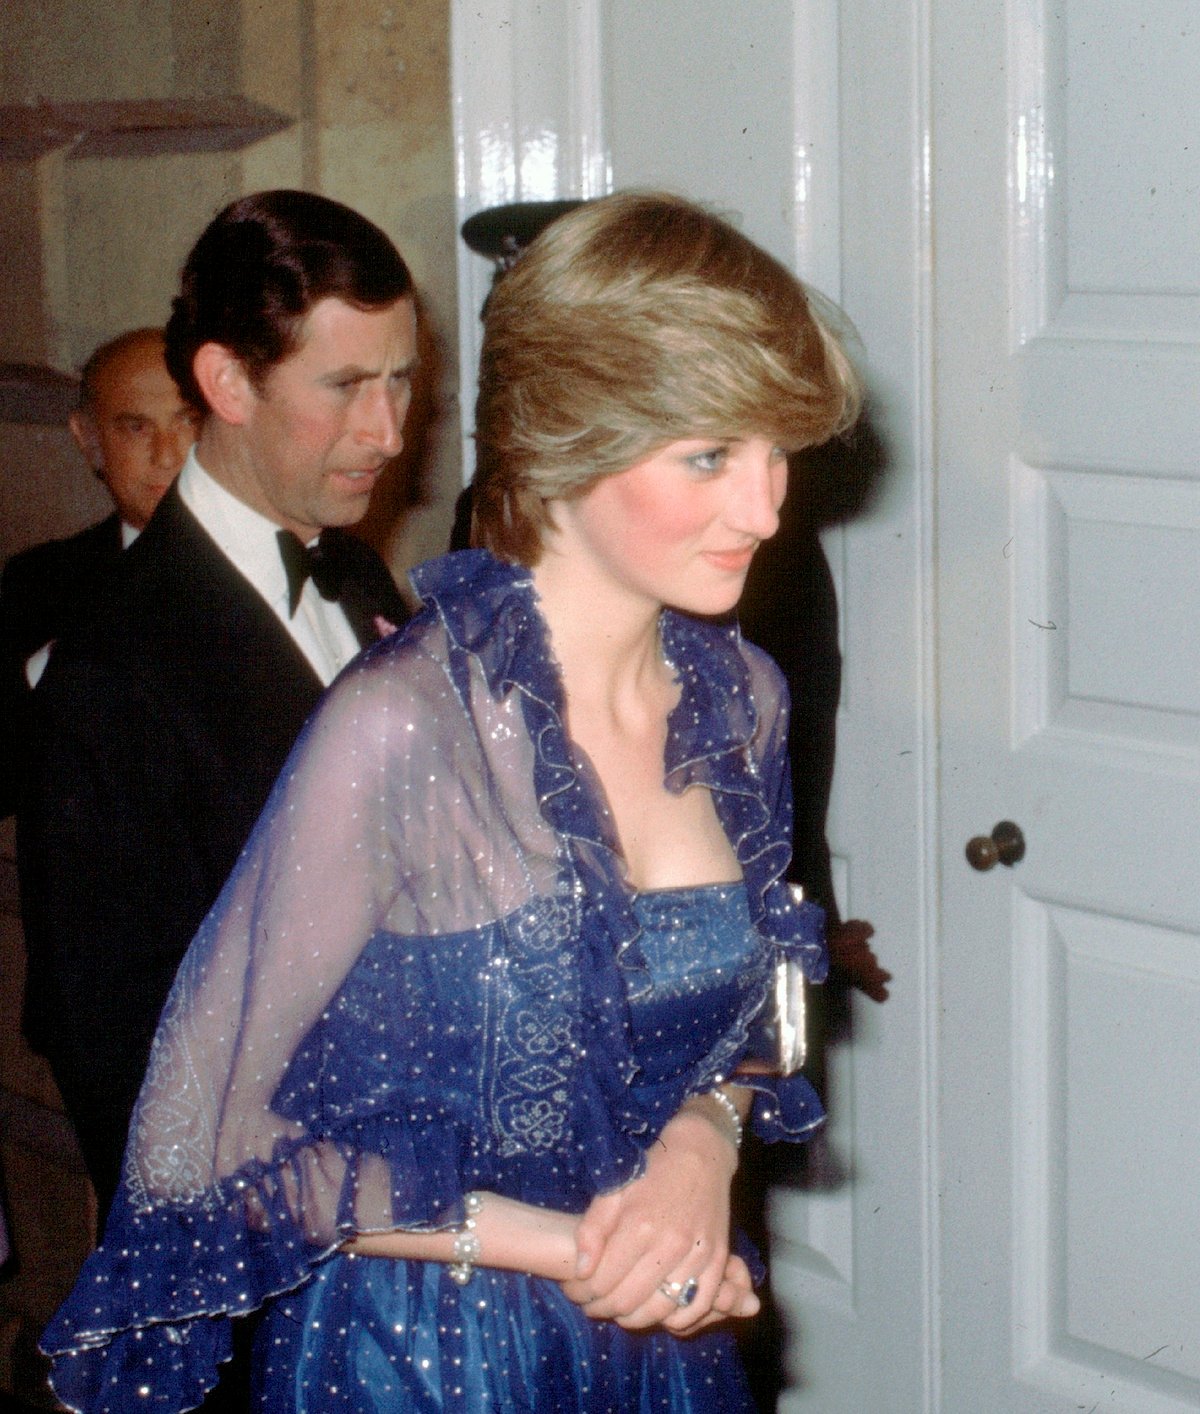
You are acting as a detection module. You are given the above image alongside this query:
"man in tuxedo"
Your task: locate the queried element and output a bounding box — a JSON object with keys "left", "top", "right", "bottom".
{"left": 0, "top": 327, "right": 197, "bottom": 816}
{"left": 19, "top": 190, "right": 414, "bottom": 1226}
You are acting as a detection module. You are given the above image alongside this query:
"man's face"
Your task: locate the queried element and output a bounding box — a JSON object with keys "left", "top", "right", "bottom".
{"left": 70, "top": 333, "right": 199, "bottom": 529}
{"left": 229, "top": 296, "right": 418, "bottom": 542}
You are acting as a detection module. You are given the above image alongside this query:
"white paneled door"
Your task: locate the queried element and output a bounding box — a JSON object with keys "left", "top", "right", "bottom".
{"left": 452, "top": 1, "right": 1200, "bottom": 1408}
{"left": 932, "top": 1, "right": 1200, "bottom": 1410}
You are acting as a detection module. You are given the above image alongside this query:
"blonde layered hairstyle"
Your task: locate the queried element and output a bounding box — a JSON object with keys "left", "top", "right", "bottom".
{"left": 471, "top": 191, "right": 862, "bottom": 564}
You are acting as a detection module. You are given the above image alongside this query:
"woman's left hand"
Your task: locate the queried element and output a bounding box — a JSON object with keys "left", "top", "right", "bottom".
{"left": 560, "top": 1103, "right": 741, "bottom": 1332}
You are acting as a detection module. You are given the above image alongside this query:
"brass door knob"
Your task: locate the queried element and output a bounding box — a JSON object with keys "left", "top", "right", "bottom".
{"left": 965, "top": 820, "right": 1026, "bottom": 871}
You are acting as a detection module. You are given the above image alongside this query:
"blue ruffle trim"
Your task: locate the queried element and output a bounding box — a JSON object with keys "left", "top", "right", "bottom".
{"left": 44, "top": 1113, "right": 484, "bottom": 1411}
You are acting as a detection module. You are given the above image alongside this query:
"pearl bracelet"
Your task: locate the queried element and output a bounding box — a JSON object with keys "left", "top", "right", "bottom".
{"left": 447, "top": 1191, "right": 484, "bottom": 1285}
{"left": 708, "top": 1087, "right": 743, "bottom": 1150}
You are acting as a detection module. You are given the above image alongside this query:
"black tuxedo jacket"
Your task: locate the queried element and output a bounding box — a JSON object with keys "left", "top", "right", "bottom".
{"left": 18, "top": 486, "right": 409, "bottom": 1213}
{"left": 1, "top": 514, "right": 124, "bottom": 818}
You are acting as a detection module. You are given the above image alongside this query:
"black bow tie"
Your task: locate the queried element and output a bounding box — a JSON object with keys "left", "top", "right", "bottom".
{"left": 277, "top": 530, "right": 346, "bottom": 617}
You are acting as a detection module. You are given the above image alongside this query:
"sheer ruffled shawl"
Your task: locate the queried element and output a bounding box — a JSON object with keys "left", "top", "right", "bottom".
{"left": 44, "top": 550, "right": 826, "bottom": 1412}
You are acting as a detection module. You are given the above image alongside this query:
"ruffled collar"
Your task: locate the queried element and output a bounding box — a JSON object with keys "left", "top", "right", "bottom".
{"left": 411, "top": 549, "right": 548, "bottom": 701}
{"left": 412, "top": 548, "right": 617, "bottom": 859}
{"left": 412, "top": 551, "right": 755, "bottom": 768}
{"left": 411, "top": 549, "right": 787, "bottom": 907}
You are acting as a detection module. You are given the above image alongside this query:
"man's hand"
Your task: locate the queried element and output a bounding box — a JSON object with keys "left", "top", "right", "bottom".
{"left": 828, "top": 919, "right": 890, "bottom": 1002}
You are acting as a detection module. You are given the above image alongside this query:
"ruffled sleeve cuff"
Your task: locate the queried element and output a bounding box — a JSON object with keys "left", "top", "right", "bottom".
{"left": 741, "top": 1069, "right": 826, "bottom": 1145}
{"left": 42, "top": 1113, "right": 481, "bottom": 1412}
{"left": 764, "top": 887, "right": 828, "bottom": 983}
{"left": 47, "top": 1310, "right": 231, "bottom": 1414}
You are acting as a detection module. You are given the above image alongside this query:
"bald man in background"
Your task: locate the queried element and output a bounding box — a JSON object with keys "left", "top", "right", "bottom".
{"left": 0, "top": 328, "right": 198, "bottom": 816}
{"left": 69, "top": 326, "right": 199, "bottom": 536}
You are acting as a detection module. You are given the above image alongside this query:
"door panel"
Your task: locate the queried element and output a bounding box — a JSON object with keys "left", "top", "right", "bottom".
{"left": 1017, "top": 465, "right": 1200, "bottom": 754}
{"left": 1014, "top": 897, "right": 1200, "bottom": 1406}
{"left": 938, "top": 0, "right": 1200, "bottom": 1408}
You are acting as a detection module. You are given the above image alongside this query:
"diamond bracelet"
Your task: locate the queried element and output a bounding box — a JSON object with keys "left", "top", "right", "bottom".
{"left": 447, "top": 1191, "right": 484, "bottom": 1285}
{"left": 709, "top": 1087, "right": 743, "bottom": 1149}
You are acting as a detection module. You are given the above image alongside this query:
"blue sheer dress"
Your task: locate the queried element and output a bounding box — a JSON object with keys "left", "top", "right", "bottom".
{"left": 256, "top": 884, "right": 766, "bottom": 1411}
{"left": 43, "top": 551, "right": 827, "bottom": 1413}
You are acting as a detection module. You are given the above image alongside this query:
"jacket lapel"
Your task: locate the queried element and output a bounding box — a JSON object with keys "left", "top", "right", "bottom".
{"left": 141, "top": 488, "right": 325, "bottom": 734}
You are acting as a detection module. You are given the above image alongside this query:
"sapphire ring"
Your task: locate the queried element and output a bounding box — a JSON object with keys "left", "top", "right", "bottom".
{"left": 659, "top": 1277, "right": 699, "bottom": 1308}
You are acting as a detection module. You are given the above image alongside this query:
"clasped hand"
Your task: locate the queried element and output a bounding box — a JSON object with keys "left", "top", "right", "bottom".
{"left": 559, "top": 1106, "right": 758, "bottom": 1334}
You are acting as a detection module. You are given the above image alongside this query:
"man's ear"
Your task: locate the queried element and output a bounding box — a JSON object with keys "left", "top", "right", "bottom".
{"left": 68, "top": 410, "right": 103, "bottom": 472}
{"left": 192, "top": 343, "right": 256, "bottom": 426}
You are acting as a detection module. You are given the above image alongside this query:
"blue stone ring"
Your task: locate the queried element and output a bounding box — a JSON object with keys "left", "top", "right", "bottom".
{"left": 660, "top": 1277, "right": 700, "bottom": 1308}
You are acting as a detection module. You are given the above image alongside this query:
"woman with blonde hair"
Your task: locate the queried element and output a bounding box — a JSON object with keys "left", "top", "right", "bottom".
{"left": 45, "top": 191, "right": 860, "bottom": 1412}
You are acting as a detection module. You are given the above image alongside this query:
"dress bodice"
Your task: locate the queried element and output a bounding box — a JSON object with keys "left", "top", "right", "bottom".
{"left": 263, "top": 882, "right": 769, "bottom": 1216}
{"left": 626, "top": 882, "right": 767, "bottom": 1104}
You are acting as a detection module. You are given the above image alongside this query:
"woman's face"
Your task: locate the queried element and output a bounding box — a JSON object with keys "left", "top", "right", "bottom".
{"left": 549, "top": 435, "right": 788, "bottom": 617}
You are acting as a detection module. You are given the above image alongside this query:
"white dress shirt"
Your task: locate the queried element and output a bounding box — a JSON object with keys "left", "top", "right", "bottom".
{"left": 177, "top": 449, "right": 361, "bottom": 686}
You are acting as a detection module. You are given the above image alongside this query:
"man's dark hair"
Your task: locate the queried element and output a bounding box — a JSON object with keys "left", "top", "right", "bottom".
{"left": 165, "top": 189, "right": 413, "bottom": 412}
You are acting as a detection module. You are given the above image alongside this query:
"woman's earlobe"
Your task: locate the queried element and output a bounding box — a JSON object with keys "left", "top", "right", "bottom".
{"left": 192, "top": 343, "right": 254, "bottom": 426}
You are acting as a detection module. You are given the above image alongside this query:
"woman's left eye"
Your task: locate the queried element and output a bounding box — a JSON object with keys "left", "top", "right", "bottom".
{"left": 686, "top": 447, "right": 728, "bottom": 475}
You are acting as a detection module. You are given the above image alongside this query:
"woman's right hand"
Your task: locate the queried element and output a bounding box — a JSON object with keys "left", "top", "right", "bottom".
{"left": 683, "top": 1253, "right": 759, "bottom": 1331}
{"left": 560, "top": 1249, "right": 758, "bottom": 1334}
{"left": 560, "top": 1100, "right": 746, "bottom": 1332}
